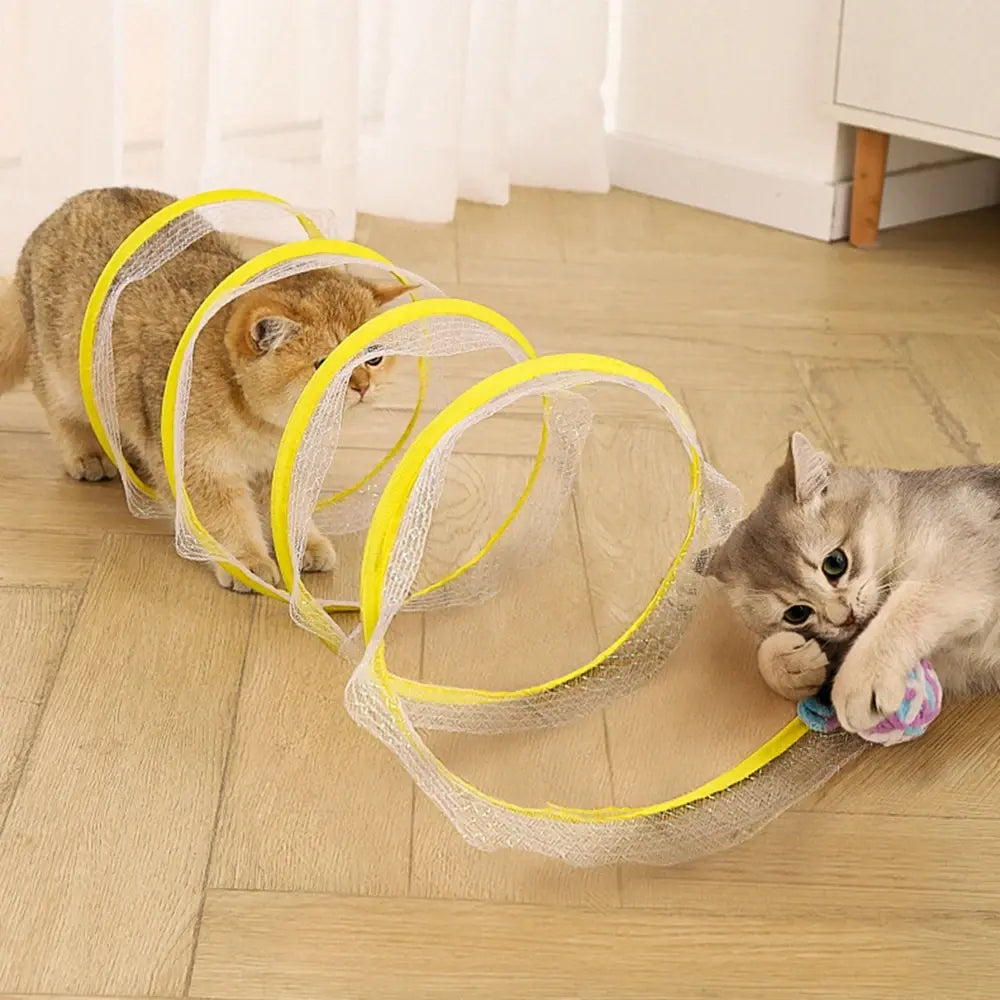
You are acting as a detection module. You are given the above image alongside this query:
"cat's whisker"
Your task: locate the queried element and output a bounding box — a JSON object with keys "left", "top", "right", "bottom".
{"left": 871, "top": 551, "right": 916, "bottom": 584}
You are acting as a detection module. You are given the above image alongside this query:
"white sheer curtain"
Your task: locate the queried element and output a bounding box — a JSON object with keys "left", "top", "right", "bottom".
{"left": 0, "top": 0, "right": 610, "bottom": 268}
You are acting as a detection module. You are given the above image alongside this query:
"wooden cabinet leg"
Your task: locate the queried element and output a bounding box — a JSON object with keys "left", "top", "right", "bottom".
{"left": 849, "top": 128, "right": 890, "bottom": 248}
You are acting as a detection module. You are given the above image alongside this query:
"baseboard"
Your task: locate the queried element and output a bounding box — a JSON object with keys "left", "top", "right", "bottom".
{"left": 609, "top": 131, "right": 1000, "bottom": 242}
{"left": 608, "top": 132, "right": 839, "bottom": 240}
{"left": 829, "top": 154, "right": 1000, "bottom": 240}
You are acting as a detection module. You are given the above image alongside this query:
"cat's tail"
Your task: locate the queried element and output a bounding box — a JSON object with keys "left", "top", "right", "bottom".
{"left": 0, "top": 276, "right": 29, "bottom": 395}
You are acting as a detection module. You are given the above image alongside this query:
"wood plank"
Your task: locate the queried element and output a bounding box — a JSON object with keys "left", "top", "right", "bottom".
{"left": 450, "top": 280, "right": 902, "bottom": 379}
{"left": 335, "top": 410, "right": 557, "bottom": 458}
{"left": 455, "top": 187, "right": 563, "bottom": 263}
{"left": 208, "top": 600, "right": 415, "bottom": 895}
{"left": 903, "top": 332, "right": 1000, "bottom": 462}
{"left": 0, "top": 478, "right": 172, "bottom": 538}
{"left": 801, "top": 361, "right": 968, "bottom": 467}
{"left": 409, "top": 454, "right": 617, "bottom": 904}
{"left": 454, "top": 202, "right": 1000, "bottom": 335}
{"left": 593, "top": 387, "right": 836, "bottom": 891}
{"left": 0, "top": 430, "right": 63, "bottom": 479}
{"left": 0, "top": 590, "right": 79, "bottom": 822}
{"left": 0, "top": 589, "right": 78, "bottom": 703}
{"left": 0, "top": 529, "right": 101, "bottom": 589}
{"left": 602, "top": 583, "right": 795, "bottom": 814}
{"left": 450, "top": 300, "right": 887, "bottom": 396}
{"left": 567, "top": 415, "right": 797, "bottom": 876}
{"left": 683, "top": 388, "right": 832, "bottom": 506}
{"left": 411, "top": 456, "right": 601, "bottom": 693}
{"left": 805, "top": 695, "right": 1000, "bottom": 819}
{"left": 556, "top": 187, "right": 821, "bottom": 263}
{"left": 189, "top": 889, "right": 1000, "bottom": 1000}
{"left": 457, "top": 265, "right": 999, "bottom": 338}
{"left": 0, "top": 534, "right": 253, "bottom": 996}
{"left": 455, "top": 251, "right": 1000, "bottom": 332}
{"left": 0, "top": 699, "right": 40, "bottom": 826}
{"left": 551, "top": 327, "right": 810, "bottom": 396}
{"left": 624, "top": 810, "right": 1000, "bottom": 914}
{"left": 572, "top": 419, "right": 693, "bottom": 642}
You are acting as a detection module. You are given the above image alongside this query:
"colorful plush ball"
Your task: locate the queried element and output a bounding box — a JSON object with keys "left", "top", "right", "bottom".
{"left": 797, "top": 660, "right": 941, "bottom": 746}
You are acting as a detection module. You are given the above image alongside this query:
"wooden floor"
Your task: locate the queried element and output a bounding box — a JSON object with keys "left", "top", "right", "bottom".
{"left": 4, "top": 189, "right": 1000, "bottom": 998}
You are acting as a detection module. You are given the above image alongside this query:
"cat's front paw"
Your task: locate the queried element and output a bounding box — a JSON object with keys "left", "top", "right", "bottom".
{"left": 213, "top": 554, "right": 282, "bottom": 593}
{"left": 831, "top": 649, "right": 910, "bottom": 733}
{"left": 757, "top": 631, "right": 829, "bottom": 701}
{"left": 65, "top": 452, "right": 118, "bottom": 482}
{"left": 302, "top": 532, "right": 337, "bottom": 573}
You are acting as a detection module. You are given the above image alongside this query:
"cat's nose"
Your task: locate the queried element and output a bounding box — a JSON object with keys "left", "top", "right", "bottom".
{"left": 353, "top": 384, "right": 369, "bottom": 402}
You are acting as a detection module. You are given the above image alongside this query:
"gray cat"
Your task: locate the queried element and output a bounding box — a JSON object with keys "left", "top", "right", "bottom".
{"left": 705, "top": 432, "right": 1000, "bottom": 733}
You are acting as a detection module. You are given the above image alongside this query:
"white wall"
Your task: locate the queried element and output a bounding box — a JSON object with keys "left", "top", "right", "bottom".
{"left": 615, "top": 0, "right": 842, "bottom": 183}
{"left": 610, "top": 0, "right": 995, "bottom": 240}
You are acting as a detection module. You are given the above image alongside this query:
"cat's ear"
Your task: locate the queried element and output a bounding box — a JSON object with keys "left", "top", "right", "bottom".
{"left": 786, "top": 431, "right": 832, "bottom": 504}
{"left": 368, "top": 281, "right": 419, "bottom": 306}
{"left": 249, "top": 315, "right": 301, "bottom": 354}
{"left": 693, "top": 545, "right": 721, "bottom": 577}
{"left": 693, "top": 542, "right": 731, "bottom": 582}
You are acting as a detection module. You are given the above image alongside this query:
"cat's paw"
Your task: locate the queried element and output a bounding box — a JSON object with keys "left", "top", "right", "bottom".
{"left": 757, "top": 631, "right": 830, "bottom": 701}
{"left": 831, "top": 651, "right": 910, "bottom": 733}
{"left": 302, "top": 532, "right": 337, "bottom": 573}
{"left": 213, "top": 554, "right": 282, "bottom": 593}
{"left": 65, "top": 452, "right": 118, "bottom": 482}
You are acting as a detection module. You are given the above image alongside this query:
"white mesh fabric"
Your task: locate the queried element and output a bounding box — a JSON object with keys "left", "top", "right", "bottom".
{"left": 315, "top": 460, "right": 400, "bottom": 538}
{"left": 357, "top": 369, "right": 719, "bottom": 731}
{"left": 346, "top": 659, "right": 864, "bottom": 867}
{"left": 88, "top": 198, "right": 336, "bottom": 519}
{"left": 79, "top": 200, "right": 866, "bottom": 869}
{"left": 404, "top": 389, "right": 592, "bottom": 612}
{"left": 338, "top": 366, "right": 869, "bottom": 867}
{"left": 167, "top": 252, "right": 443, "bottom": 584}
{"left": 280, "top": 314, "right": 548, "bottom": 646}
{"left": 92, "top": 210, "right": 218, "bottom": 517}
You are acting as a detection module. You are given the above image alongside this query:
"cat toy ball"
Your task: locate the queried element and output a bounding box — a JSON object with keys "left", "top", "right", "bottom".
{"left": 797, "top": 660, "right": 942, "bottom": 746}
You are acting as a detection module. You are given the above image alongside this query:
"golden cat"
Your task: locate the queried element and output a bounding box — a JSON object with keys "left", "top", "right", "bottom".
{"left": 0, "top": 187, "right": 411, "bottom": 590}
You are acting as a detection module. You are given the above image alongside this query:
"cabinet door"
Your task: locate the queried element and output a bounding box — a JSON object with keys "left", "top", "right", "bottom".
{"left": 836, "top": 0, "right": 1000, "bottom": 141}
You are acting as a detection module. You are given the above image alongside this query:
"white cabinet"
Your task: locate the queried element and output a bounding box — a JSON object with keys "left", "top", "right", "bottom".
{"left": 833, "top": 0, "right": 1000, "bottom": 244}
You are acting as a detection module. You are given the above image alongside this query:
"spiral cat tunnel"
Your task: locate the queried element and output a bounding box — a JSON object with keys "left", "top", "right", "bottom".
{"left": 76, "top": 187, "right": 866, "bottom": 867}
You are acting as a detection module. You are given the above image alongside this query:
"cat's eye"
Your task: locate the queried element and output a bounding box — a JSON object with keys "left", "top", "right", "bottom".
{"left": 365, "top": 355, "right": 383, "bottom": 368}
{"left": 822, "top": 548, "right": 848, "bottom": 581}
{"left": 783, "top": 604, "right": 813, "bottom": 625}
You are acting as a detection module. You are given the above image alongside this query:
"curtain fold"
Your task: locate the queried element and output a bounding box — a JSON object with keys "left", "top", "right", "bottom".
{"left": 0, "top": 0, "right": 609, "bottom": 268}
